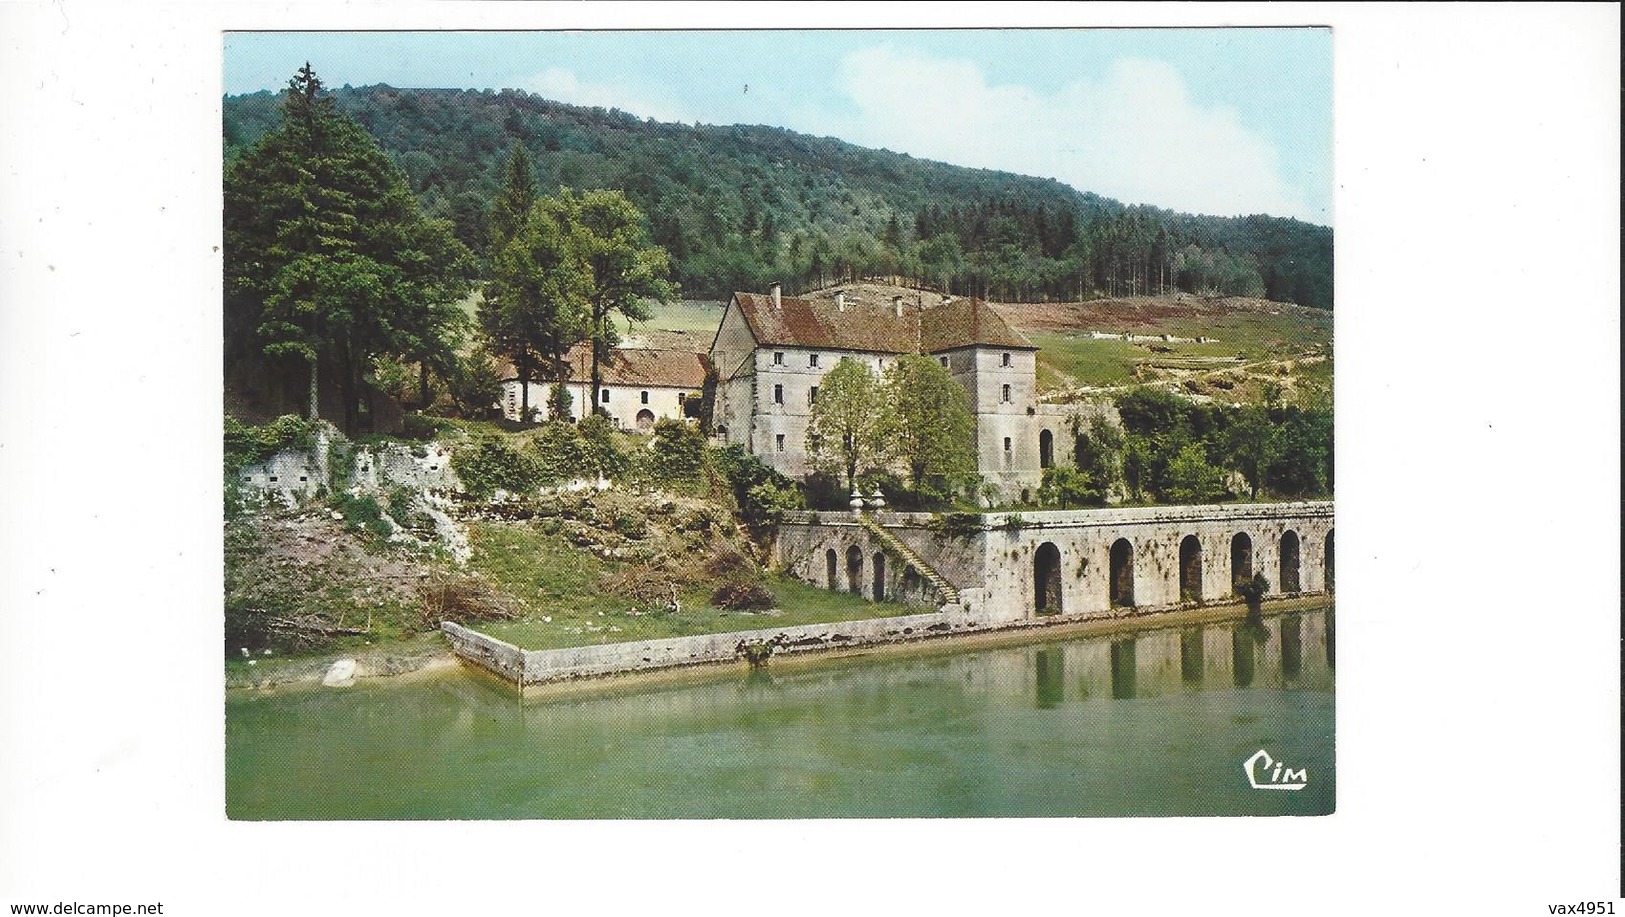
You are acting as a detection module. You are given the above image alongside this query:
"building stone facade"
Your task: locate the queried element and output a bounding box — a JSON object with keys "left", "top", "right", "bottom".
{"left": 709, "top": 284, "right": 1100, "bottom": 499}
{"left": 499, "top": 344, "right": 707, "bottom": 432}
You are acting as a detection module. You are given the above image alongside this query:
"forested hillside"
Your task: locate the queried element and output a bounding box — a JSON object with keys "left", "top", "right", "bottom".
{"left": 224, "top": 84, "right": 1332, "bottom": 308}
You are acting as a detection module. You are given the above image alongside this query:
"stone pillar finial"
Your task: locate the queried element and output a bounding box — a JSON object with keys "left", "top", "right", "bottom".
{"left": 849, "top": 490, "right": 865, "bottom": 514}
{"left": 869, "top": 486, "right": 886, "bottom": 509}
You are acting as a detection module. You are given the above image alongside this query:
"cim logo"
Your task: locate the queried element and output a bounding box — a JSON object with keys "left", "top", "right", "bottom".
{"left": 1243, "top": 749, "right": 1308, "bottom": 791}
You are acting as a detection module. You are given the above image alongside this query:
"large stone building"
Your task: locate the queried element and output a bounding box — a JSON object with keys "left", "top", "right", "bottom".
{"left": 499, "top": 344, "right": 707, "bottom": 431}
{"left": 709, "top": 283, "right": 1088, "bottom": 499}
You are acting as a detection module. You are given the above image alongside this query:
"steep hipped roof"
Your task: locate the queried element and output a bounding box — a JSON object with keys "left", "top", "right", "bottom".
{"left": 730, "top": 290, "right": 1035, "bottom": 354}
{"left": 500, "top": 346, "right": 709, "bottom": 389}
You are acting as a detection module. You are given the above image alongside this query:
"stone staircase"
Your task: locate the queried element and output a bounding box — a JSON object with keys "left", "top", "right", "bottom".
{"left": 857, "top": 514, "right": 962, "bottom": 608}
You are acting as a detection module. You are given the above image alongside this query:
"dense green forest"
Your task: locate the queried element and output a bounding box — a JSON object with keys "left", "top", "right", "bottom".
{"left": 224, "top": 85, "right": 1332, "bottom": 308}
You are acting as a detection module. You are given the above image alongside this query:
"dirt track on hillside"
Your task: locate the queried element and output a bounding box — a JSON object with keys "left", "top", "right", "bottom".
{"left": 990, "top": 292, "right": 1321, "bottom": 333}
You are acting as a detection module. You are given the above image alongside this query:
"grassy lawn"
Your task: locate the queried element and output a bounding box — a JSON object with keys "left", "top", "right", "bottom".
{"left": 617, "top": 299, "right": 724, "bottom": 338}
{"left": 466, "top": 520, "right": 914, "bottom": 651}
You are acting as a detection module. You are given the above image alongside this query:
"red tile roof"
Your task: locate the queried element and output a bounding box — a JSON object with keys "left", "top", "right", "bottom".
{"left": 730, "top": 290, "right": 1035, "bottom": 353}
{"left": 499, "top": 346, "right": 709, "bottom": 389}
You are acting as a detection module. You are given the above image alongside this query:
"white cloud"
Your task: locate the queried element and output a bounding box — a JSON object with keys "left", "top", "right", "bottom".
{"left": 836, "top": 46, "right": 1316, "bottom": 222}
{"left": 524, "top": 68, "right": 696, "bottom": 125}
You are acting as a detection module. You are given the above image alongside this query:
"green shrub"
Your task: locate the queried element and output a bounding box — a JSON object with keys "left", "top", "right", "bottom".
{"left": 712, "top": 580, "right": 775, "bottom": 610}
{"left": 531, "top": 421, "right": 588, "bottom": 484}
{"left": 452, "top": 439, "right": 545, "bottom": 499}
{"left": 1037, "top": 466, "right": 1105, "bottom": 508}
{"left": 650, "top": 418, "right": 706, "bottom": 482}
{"left": 577, "top": 414, "right": 628, "bottom": 480}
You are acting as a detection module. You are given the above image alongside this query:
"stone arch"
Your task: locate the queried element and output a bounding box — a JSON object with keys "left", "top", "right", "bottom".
{"left": 1230, "top": 532, "right": 1253, "bottom": 591}
{"left": 1179, "top": 535, "right": 1203, "bottom": 603}
{"left": 872, "top": 551, "right": 887, "bottom": 602}
{"left": 634, "top": 408, "right": 656, "bottom": 431}
{"left": 1039, "top": 429, "right": 1054, "bottom": 468}
{"left": 1325, "top": 529, "right": 1335, "bottom": 593}
{"left": 715, "top": 424, "right": 728, "bottom": 443}
{"left": 825, "top": 549, "right": 838, "bottom": 591}
{"left": 845, "top": 545, "right": 863, "bottom": 596}
{"left": 1279, "top": 530, "right": 1302, "bottom": 593}
{"left": 1034, "top": 542, "right": 1063, "bottom": 617}
{"left": 1109, "top": 538, "right": 1134, "bottom": 607}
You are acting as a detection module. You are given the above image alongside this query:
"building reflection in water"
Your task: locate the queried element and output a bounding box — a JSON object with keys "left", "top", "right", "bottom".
{"left": 1110, "top": 638, "right": 1136, "bottom": 699}
{"left": 1034, "top": 648, "right": 1064, "bottom": 709}
{"left": 1180, "top": 627, "right": 1204, "bottom": 684}
{"left": 1280, "top": 614, "right": 1302, "bottom": 679}
{"left": 1232, "top": 627, "right": 1255, "bottom": 688}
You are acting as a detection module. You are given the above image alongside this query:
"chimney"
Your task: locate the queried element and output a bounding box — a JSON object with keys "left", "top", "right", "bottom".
{"left": 893, "top": 295, "right": 904, "bottom": 318}
{"left": 835, "top": 291, "right": 846, "bottom": 312}
{"left": 769, "top": 281, "right": 781, "bottom": 310}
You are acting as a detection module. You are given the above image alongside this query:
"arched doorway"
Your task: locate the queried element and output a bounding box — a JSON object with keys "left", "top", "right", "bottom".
{"left": 902, "top": 565, "right": 921, "bottom": 601}
{"left": 1325, "top": 529, "right": 1335, "bottom": 593}
{"left": 845, "top": 545, "right": 863, "bottom": 596}
{"left": 634, "top": 408, "right": 656, "bottom": 432}
{"left": 1034, "top": 542, "right": 1062, "bottom": 616}
{"left": 1039, "top": 429, "right": 1054, "bottom": 468}
{"left": 1230, "top": 532, "right": 1253, "bottom": 592}
{"left": 825, "top": 549, "right": 838, "bottom": 590}
{"left": 872, "top": 552, "right": 886, "bottom": 602}
{"left": 1109, "top": 538, "right": 1134, "bottom": 607}
{"left": 1179, "top": 535, "right": 1203, "bottom": 603}
{"left": 1279, "top": 530, "right": 1301, "bottom": 593}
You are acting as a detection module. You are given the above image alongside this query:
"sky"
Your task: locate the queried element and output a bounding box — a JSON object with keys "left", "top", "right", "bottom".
{"left": 225, "top": 29, "right": 1331, "bottom": 224}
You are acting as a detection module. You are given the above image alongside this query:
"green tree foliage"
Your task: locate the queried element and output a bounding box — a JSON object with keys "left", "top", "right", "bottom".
{"left": 570, "top": 189, "right": 678, "bottom": 406}
{"left": 224, "top": 65, "right": 475, "bottom": 432}
{"left": 647, "top": 417, "right": 707, "bottom": 483}
{"left": 878, "top": 353, "right": 976, "bottom": 497}
{"left": 1165, "top": 443, "right": 1228, "bottom": 504}
{"left": 479, "top": 191, "right": 591, "bottom": 425}
{"left": 1037, "top": 466, "right": 1101, "bottom": 509}
{"left": 1222, "top": 404, "right": 1279, "bottom": 499}
{"left": 712, "top": 444, "right": 804, "bottom": 530}
{"left": 806, "top": 358, "right": 885, "bottom": 493}
{"left": 224, "top": 85, "right": 1331, "bottom": 307}
{"left": 446, "top": 347, "right": 502, "bottom": 419}
{"left": 1071, "top": 413, "right": 1123, "bottom": 503}
{"left": 1114, "top": 388, "right": 1331, "bottom": 504}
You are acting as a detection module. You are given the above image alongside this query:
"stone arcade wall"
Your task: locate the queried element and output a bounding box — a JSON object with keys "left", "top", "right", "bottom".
{"left": 777, "top": 502, "right": 1333, "bottom": 624}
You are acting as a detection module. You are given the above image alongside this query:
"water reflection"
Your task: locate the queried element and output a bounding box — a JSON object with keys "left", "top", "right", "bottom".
{"left": 1280, "top": 614, "right": 1302, "bottom": 679}
{"left": 1180, "top": 627, "right": 1204, "bottom": 684}
{"left": 1110, "top": 638, "right": 1136, "bottom": 699}
{"left": 1325, "top": 607, "right": 1335, "bottom": 669}
{"left": 228, "top": 605, "right": 1335, "bottom": 819}
{"left": 1034, "top": 648, "right": 1064, "bottom": 709}
{"left": 1232, "top": 628, "right": 1254, "bottom": 687}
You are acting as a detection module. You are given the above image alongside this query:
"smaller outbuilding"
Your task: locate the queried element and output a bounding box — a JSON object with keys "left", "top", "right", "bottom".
{"left": 498, "top": 344, "right": 709, "bottom": 431}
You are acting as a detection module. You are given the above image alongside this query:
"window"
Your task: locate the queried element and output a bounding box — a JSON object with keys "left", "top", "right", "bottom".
{"left": 808, "top": 386, "right": 818, "bottom": 406}
{"left": 939, "top": 356, "right": 949, "bottom": 368}
{"left": 774, "top": 384, "right": 784, "bottom": 404}
{"left": 775, "top": 433, "right": 786, "bottom": 452}
{"left": 1003, "top": 437, "right": 1012, "bottom": 452}
{"left": 1001, "top": 383, "right": 1011, "bottom": 403}
{"left": 773, "top": 351, "right": 785, "bottom": 365}
{"left": 1001, "top": 352, "right": 1011, "bottom": 367}
{"left": 640, "top": 391, "right": 649, "bottom": 404}
{"left": 809, "top": 353, "right": 819, "bottom": 368}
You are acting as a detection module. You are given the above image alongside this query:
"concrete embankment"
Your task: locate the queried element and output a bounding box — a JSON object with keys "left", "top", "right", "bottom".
{"left": 442, "top": 593, "right": 1330, "bottom": 692}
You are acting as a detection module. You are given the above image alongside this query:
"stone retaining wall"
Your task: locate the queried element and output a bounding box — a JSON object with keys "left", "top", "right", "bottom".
{"left": 444, "top": 609, "right": 994, "bottom": 686}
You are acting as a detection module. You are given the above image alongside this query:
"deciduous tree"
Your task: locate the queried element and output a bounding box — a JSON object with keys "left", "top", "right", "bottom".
{"left": 878, "top": 353, "right": 976, "bottom": 497}
{"left": 807, "top": 358, "right": 884, "bottom": 494}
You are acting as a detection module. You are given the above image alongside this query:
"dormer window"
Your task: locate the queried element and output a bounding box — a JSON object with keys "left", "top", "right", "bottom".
{"left": 1001, "top": 352, "right": 1011, "bottom": 367}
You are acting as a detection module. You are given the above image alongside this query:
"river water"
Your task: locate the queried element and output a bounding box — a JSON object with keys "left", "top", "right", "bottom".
{"left": 226, "top": 606, "right": 1333, "bottom": 819}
